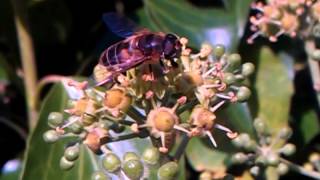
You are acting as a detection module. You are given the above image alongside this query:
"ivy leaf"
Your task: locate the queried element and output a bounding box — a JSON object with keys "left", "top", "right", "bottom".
{"left": 296, "top": 109, "right": 320, "bottom": 146}
{"left": 137, "top": 0, "right": 252, "bottom": 50}
{"left": 20, "top": 84, "right": 97, "bottom": 180}
{"left": 186, "top": 137, "right": 228, "bottom": 172}
{"left": 255, "top": 47, "right": 293, "bottom": 136}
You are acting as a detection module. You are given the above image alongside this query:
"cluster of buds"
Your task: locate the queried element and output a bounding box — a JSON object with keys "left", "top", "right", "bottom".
{"left": 43, "top": 38, "right": 254, "bottom": 179}
{"left": 248, "top": 0, "right": 320, "bottom": 43}
{"left": 303, "top": 152, "right": 320, "bottom": 172}
{"left": 231, "top": 118, "right": 296, "bottom": 177}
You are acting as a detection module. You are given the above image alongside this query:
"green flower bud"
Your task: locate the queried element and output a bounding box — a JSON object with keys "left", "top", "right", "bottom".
{"left": 82, "top": 114, "right": 97, "bottom": 126}
{"left": 279, "top": 127, "right": 292, "bottom": 140}
{"left": 48, "top": 112, "right": 64, "bottom": 127}
{"left": 243, "top": 140, "right": 258, "bottom": 151}
{"left": 253, "top": 118, "right": 267, "bottom": 135}
{"left": 43, "top": 130, "right": 59, "bottom": 143}
{"left": 123, "top": 152, "right": 140, "bottom": 162}
{"left": 91, "top": 171, "right": 110, "bottom": 180}
{"left": 214, "top": 44, "right": 225, "bottom": 58}
{"left": 267, "top": 153, "right": 280, "bottom": 166}
{"left": 142, "top": 147, "right": 160, "bottom": 165}
{"left": 281, "top": 143, "right": 296, "bottom": 156}
{"left": 122, "top": 160, "right": 144, "bottom": 180}
{"left": 277, "top": 163, "right": 289, "bottom": 175}
{"left": 250, "top": 166, "right": 260, "bottom": 176}
{"left": 236, "top": 86, "right": 251, "bottom": 102}
{"left": 227, "top": 53, "right": 242, "bottom": 70}
{"left": 102, "top": 153, "right": 121, "bottom": 173}
{"left": 223, "top": 73, "right": 236, "bottom": 85}
{"left": 232, "top": 133, "right": 251, "bottom": 148}
{"left": 311, "top": 49, "right": 320, "bottom": 61}
{"left": 255, "top": 155, "right": 267, "bottom": 165}
{"left": 60, "top": 156, "right": 75, "bottom": 171}
{"left": 64, "top": 145, "right": 80, "bottom": 161}
{"left": 158, "top": 161, "right": 179, "bottom": 180}
{"left": 68, "top": 121, "right": 84, "bottom": 134}
{"left": 231, "top": 152, "right": 248, "bottom": 164}
{"left": 241, "top": 62, "right": 255, "bottom": 77}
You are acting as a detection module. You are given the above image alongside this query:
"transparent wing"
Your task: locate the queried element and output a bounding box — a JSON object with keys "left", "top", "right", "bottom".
{"left": 102, "top": 12, "right": 141, "bottom": 38}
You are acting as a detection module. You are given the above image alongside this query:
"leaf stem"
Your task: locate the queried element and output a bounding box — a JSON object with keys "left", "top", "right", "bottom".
{"left": 173, "top": 134, "right": 190, "bottom": 161}
{"left": 305, "top": 40, "right": 320, "bottom": 107}
{"left": 280, "top": 158, "right": 320, "bottom": 179}
{"left": 11, "top": 0, "right": 38, "bottom": 129}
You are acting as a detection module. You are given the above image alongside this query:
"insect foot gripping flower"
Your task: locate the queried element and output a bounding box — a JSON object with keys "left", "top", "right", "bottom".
{"left": 247, "top": 0, "right": 320, "bottom": 43}
{"left": 231, "top": 118, "right": 296, "bottom": 177}
{"left": 43, "top": 38, "right": 254, "bottom": 179}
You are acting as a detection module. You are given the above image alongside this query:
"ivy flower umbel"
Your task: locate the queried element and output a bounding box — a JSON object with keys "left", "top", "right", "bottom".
{"left": 248, "top": 0, "right": 320, "bottom": 43}
{"left": 43, "top": 38, "right": 254, "bottom": 179}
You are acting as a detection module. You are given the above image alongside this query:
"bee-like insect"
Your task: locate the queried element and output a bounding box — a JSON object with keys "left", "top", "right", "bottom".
{"left": 94, "top": 13, "right": 182, "bottom": 85}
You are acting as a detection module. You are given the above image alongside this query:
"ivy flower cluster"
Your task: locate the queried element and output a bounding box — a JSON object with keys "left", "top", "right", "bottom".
{"left": 231, "top": 118, "right": 296, "bottom": 177}
{"left": 43, "top": 38, "right": 254, "bottom": 179}
{"left": 248, "top": 0, "right": 320, "bottom": 43}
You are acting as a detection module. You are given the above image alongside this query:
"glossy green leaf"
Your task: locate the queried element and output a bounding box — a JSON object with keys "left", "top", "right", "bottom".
{"left": 138, "top": 0, "right": 252, "bottom": 50}
{"left": 218, "top": 103, "right": 255, "bottom": 137}
{"left": 255, "top": 47, "right": 293, "bottom": 135}
{"left": 20, "top": 84, "right": 98, "bottom": 180}
{"left": 299, "top": 109, "right": 320, "bottom": 145}
{"left": 186, "top": 137, "right": 228, "bottom": 172}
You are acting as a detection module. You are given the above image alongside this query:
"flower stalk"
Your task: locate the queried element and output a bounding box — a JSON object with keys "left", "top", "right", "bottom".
{"left": 11, "top": 0, "right": 38, "bottom": 129}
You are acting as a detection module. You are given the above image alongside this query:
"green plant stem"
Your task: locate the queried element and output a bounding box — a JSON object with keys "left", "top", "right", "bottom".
{"left": 305, "top": 40, "right": 320, "bottom": 106}
{"left": 173, "top": 134, "right": 189, "bottom": 161}
{"left": 280, "top": 158, "right": 320, "bottom": 179}
{"left": 11, "top": 0, "right": 38, "bottom": 130}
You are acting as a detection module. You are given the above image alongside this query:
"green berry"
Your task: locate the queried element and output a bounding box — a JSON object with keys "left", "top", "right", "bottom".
{"left": 48, "top": 112, "right": 64, "bottom": 127}
{"left": 60, "top": 156, "right": 75, "bottom": 171}
{"left": 227, "top": 53, "right": 242, "bottom": 70}
{"left": 214, "top": 44, "right": 225, "bottom": 58}
{"left": 281, "top": 143, "right": 296, "bottom": 156}
{"left": 231, "top": 153, "right": 248, "bottom": 164}
{"left": 91, "top": 171, "right": 110, "bottom": 180}
{"left": 68, "top": 121, "right": 84, "bottom": 134}
{"left": 123, "top": 152, "right": 140, "bottom": 162}
{"left": 311, "top": 49, "right": 320, "bottom": 61}
{"left": 223, "top": 73, "right": 236, "bottom": 85}
{"left": 267, "top": 153, "right": 280, "bottom": 166}
{"left": 241, "top": 62, "right": 255, "bottom": 77}
{"left": 142, "top": 147, "right": 160, "bottom": 165}
{"left": 277, "top": 163, "right": 289, "bottom": 175}
{"left": 250, "top": 166, "right": 260, "bottom": 176}
{"left": 102, "top": 153, "right": 121, "bottom": 173}
{"left": 158, "top": 161, "right": 179, "bottom": 180}
{"left": 64, "top": 145, "right": 80, "bottom": 161}
{"left": 43, "top": 130, "right": 59, "bottom": 143}
{"left": 122, "top": 160, "right": 144, "bottom": 180}
{"left": 236, "top": 86, "right": 251, "bottom": 102}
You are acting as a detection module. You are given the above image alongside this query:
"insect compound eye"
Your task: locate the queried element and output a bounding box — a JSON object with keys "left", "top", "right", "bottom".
{"left": 163, "top": 34, "right": 179, "bottom": 59}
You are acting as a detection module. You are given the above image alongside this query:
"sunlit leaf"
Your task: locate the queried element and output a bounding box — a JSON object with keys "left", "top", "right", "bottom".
{"left": 255, "top": 47, "right": 293, "bottom": 136}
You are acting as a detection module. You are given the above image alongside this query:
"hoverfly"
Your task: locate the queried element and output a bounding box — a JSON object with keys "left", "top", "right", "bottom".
{"left": 94, "top": 12, "right": 182, "bottom": 86}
